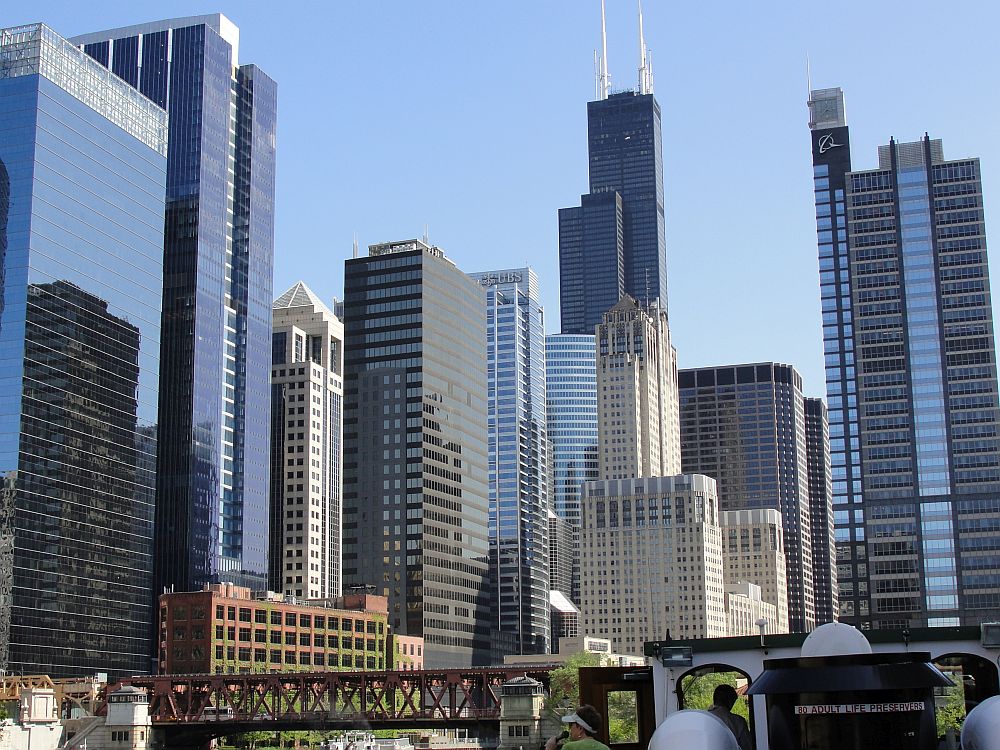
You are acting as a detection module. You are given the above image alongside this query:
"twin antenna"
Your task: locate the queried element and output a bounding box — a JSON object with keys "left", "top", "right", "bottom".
{"left": 595, "top": 0, "right": 654, "bottom": 100}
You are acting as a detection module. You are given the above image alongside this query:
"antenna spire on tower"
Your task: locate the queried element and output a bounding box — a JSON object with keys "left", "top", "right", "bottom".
{"left": 638, "top": 0, "right": 647, "bottom": 94}
{"left": 594, "top": 49, "right": 601, "bottom": 100}
{"left": 353, "top": 232, "right": 359, "bottom": 259}
{"left": 600, "top": 0, "right": 610, "bottom": 99}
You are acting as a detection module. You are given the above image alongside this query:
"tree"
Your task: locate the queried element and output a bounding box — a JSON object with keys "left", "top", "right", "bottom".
{"left": 935, "top": 683, "right": 966, "bottom": 738}
{"left": 544, "top": 651, "right": 603, "bottom": 720}
{"left": 679, "top": 671, "right": 749, "bottom": 721}
{"left": 606, "top": 691, "right": 638, "bottom": 744}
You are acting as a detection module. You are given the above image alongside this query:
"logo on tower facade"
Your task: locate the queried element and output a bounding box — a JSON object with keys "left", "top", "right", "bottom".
{"left": 818, "top": 133, "right": 843, "bottom": 154}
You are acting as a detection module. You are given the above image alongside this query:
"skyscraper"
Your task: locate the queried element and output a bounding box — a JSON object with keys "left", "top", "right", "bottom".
{"left": 0, "top": 23, "right": 167, "bottom": 675}
{"left": 805, "top": 397, "right": 838, "bottom": 625}
{"left": 270, "top": 282, "right": 344, "bottom": 600}
{"left": 678, "top": 363, "right": 819, "bottom": 631}
{"left": 596, "top": 296, "right": 680, "bottom": 481}
{"left": 720, "top": 508, "right": 789, "bottom": 634}
{"left": 342, "top": 239, "right": 491, "bottom": 667}
{"left": 558, "top": 10, "right": 666, "bottom": 335}
{"left": 73, "top": 16, "right": 277, "bottom": 594}
{"left": 579, "top": 474, "right": 728, "bottom": 653}
{"left": 468, "top": 268, "right": 550, "bottom": 657}
{"left": 809, "top": 87, "right": 1000, "bottom": 628}
{"left": 545, "top": 333, "right": 598, "bottom": 604}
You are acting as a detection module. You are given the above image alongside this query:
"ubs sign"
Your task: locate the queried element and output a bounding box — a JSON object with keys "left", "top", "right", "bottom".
{"left": 477, "top": 272, "right": 523, "bottom": 287}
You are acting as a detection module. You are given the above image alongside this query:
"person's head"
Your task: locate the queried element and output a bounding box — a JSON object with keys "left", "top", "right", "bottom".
{"left": 713, "top": 684, "right": 739, "bottom": 711}
{"left": 562, "top": 704, "right": 603, "bottom": 738}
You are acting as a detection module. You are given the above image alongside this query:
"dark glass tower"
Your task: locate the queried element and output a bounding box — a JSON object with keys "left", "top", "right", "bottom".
{"left": 74, "top": 15, "right": 277, "bottom": 592}
{"left": 678, "top": 362, "right": 819, "bottom": 632}
{"left": 809, "top": 87, "right": 1000, "bottom": 628}
{"left": 805, "top": 397, "right": 838, "bottom": 625}
{"left": 342, "top": 240, "right": 491, "bottom": 667}
{"left": 559, "top": 90, "right": 666, "bottom": 334}
{"left": 0, "top": 24, "right": 167, "bottom": 676}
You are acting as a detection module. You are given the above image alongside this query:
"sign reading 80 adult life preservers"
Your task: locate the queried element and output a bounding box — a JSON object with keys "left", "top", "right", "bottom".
{"left": 794, "top": 702, "right": 926, "bottom": 716}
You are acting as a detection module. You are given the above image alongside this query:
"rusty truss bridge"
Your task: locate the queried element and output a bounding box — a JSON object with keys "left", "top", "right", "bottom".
{"left": 121, "top": 666, "right": 556, "bottom": 732}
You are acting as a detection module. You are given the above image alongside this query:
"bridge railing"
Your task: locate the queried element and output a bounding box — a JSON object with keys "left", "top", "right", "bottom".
{"left": 117, "top": 666, "right": 554, "bottom": 725}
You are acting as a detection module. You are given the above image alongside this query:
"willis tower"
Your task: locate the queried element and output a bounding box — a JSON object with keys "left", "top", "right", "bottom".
{"left": 558, "top": 1, "right": 667, "bottom": 334}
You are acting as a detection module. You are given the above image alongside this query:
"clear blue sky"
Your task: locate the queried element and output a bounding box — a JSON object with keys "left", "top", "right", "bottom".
{"left": 15, "top": 1, "right": 1000, "bottom": 397}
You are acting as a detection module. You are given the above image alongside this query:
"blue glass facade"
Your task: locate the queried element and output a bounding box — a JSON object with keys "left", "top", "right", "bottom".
{"left": 0, "top": 24, "right": 167, "bottom": 676}
{"left": 468, "top": 269, "right": 549, "bottom": 656}
{"left": 810, "top": 88, "right": 1000, "bottom": 628}
{"left": 545, "top": 334, "right": 598, "bottom": 604}
{"left": 559, "top": 91, "right": 667, "bottom": 334}
{"left": 74, "top": 16, "right": 277, "bottom": 592}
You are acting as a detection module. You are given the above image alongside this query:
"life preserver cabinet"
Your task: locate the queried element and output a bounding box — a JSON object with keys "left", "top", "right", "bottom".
{"left": 746, "top": 651, "right": 952, "bottom": 750}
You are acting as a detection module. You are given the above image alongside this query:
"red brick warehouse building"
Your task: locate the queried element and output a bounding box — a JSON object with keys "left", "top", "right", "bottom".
{"left": 159, "top": 584, "right": 396, "bottom": 674}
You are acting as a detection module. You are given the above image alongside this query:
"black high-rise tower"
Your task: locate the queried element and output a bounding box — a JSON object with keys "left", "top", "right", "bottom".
{"left": 558, "top": 12, "right": 666, "bottom": 334}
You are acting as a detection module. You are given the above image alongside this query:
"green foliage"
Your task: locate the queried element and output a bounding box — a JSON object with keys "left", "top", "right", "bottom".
{"left": 230, "top": 730, "right": 275, "bottom": 750}
{"left": 606, "top": 691, "right": 638, "bottom": 744}
{"left": 679, "top": 671, "right": 749, "bottom": 722}
{"left": 544, "top": 651, "right": 603, "bottom": 719}
{"left": 935, "top": 683, "right": 966, "bottom": 738}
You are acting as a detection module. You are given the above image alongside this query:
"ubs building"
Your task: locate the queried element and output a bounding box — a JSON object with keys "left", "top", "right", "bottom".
{"left": 0, "top": 24, "right": 167, "bottom": 675}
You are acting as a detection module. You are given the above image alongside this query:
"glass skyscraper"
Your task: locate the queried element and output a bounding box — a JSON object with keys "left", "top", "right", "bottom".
{"left": 545, "top": 334, "right": 599, "bottom": 604}
{"left": 73, "top": 15, "right": 277, "bottom": 592}
{"left": 559, "top": 90, "right": 667, "bottom": 334}
{"left": 0, "top": 24, "right": 167, "bottom": 676}
{"left": 468, "top": 268, "right": 549, "bottom": 657}
{"left": 809, "top": 87, "right": 1000, "bottom": 628}
{"left": 342, "top": 240, "right": 491, "bottom": 667}
{"left": 678, "top": 363, "right": 822, "bottom": 632}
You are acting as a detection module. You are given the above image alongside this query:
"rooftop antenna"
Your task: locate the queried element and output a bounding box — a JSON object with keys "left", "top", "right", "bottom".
{"left": 594, "top": 49, "right": 600, "bottom": 100}
{"left": 638, "top": 0, "right": 649, "bottom": 95}
{"left": 600, "top": 0, "right": 610, "bottom": 99}
{"left": 806, "top": 54, "right": 812, "bottom": 98}
{"left": 352, "top": 232, "right": 358, "bottom": 259}
{"left": 422, "top": 224, "right": 430, "bottom": 245}
{"left": 647, "top": 49, "right": 654, "bottom": 94}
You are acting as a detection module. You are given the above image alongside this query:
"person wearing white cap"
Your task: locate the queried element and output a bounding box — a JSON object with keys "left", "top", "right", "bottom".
{"left": 544, "top": 705, "right": 610, "bottom": 750}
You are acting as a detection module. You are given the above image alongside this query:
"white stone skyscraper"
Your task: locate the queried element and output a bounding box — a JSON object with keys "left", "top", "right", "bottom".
{"left": 595, "top": 295, "right": 680, "bottom": 480}
{"left": 270, "top": 282, "right": 344, "bottom": 600}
